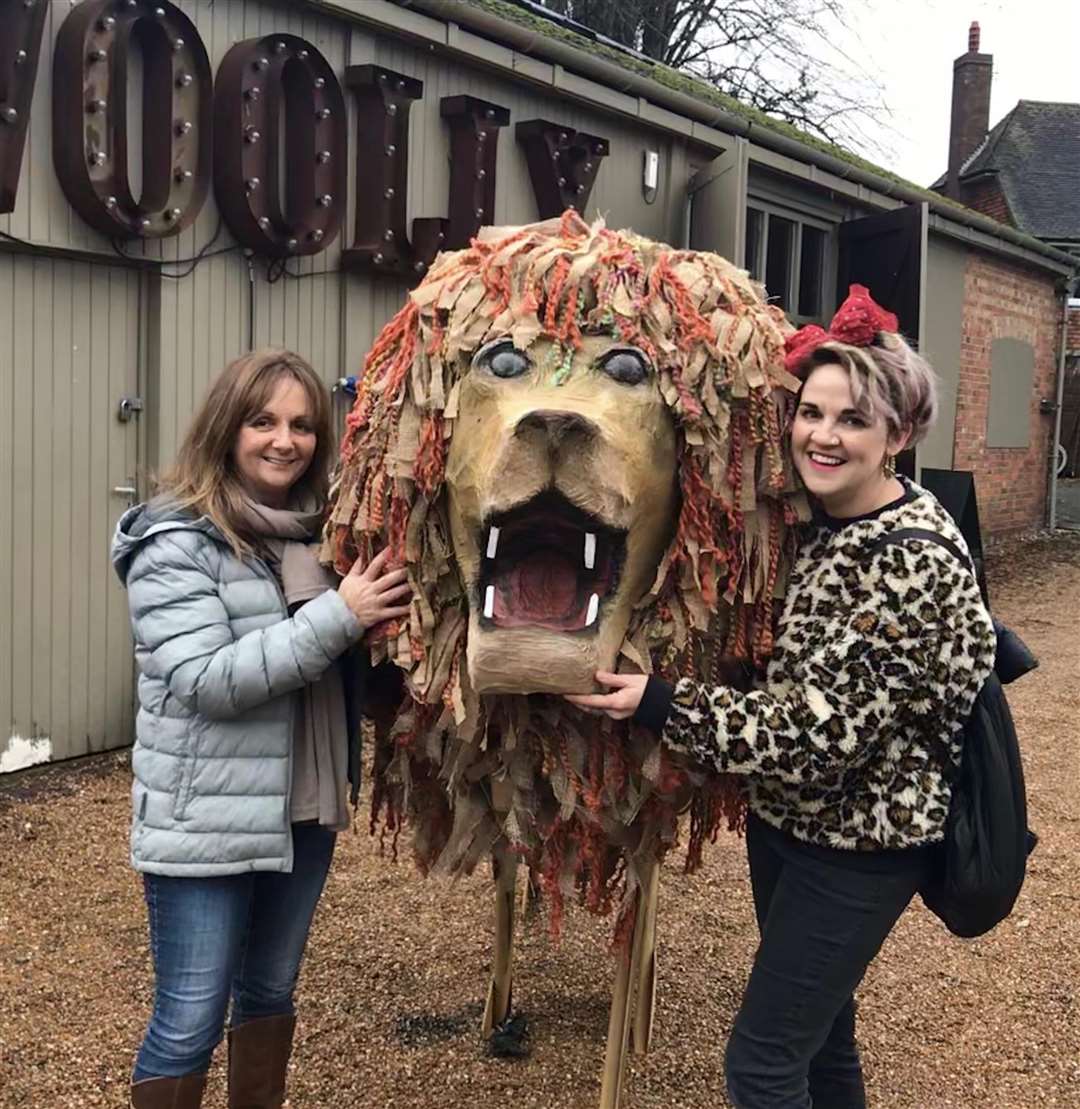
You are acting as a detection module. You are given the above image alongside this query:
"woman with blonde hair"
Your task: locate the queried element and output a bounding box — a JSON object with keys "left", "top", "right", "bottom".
{"left": 112, "top": 349, "right": 410, "bottom": 1108}
{"left": 567, "top": 287, "right": 997, "bottom": 1107}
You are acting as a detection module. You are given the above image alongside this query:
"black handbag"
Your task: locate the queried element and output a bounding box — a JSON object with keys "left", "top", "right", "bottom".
{"left": 992, "top": 618, "right": 1039, "bottom": 685}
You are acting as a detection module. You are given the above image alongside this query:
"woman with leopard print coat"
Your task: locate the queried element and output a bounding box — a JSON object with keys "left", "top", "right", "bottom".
{"left": 567, "top": 288, "right": 996, "bottom": 1109}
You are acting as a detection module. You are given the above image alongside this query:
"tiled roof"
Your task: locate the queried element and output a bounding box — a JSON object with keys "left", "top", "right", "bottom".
{"left": 955, "top": 101, "right": 1080, "bottom": 240}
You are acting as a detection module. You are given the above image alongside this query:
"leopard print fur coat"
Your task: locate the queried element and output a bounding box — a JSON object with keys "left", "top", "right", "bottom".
{"left": 663, "top": 481, "right": 996, "bottom": 851}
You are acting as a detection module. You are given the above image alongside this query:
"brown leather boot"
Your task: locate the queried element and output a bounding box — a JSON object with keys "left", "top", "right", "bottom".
{"left": 227, "top": 1013, "right": 297, "bottom": 1108}
{"left": 130, "top": 1072, "right": 207, "bottom": 1108}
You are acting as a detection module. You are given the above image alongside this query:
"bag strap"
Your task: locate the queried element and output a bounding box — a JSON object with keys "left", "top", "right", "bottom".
{"left": 868, "top": 525, "right": 992, "bottom": 639}
{"left": 866, "top": 527, "right": 973, "bottom": 572}
{"left": 871, "top": 528, "right": 1039, "bottom": 688}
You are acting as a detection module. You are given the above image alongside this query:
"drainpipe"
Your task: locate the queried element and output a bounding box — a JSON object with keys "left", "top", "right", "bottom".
{"left": 1048, "top": 278, "right": 1076, "bottom": 529}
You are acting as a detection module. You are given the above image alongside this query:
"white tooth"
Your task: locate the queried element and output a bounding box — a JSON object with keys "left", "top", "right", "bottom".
{"left": 483, "top": 584, "right": 495, "bottom": 619}
{"left": 584, "top": 531, "right": 596, "bottom": 570}
{"left": 486, "top": 526, "right": 500, "bottom": 559}
{"left": 585, "top": 593, "right": 599, "bottom": 627}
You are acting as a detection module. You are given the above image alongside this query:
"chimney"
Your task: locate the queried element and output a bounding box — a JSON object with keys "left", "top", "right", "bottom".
{"left": 946, "top": 22, "right": 992, "bottom": 199}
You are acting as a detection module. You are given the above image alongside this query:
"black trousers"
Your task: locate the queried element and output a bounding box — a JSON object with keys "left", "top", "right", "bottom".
{"left": 724, "top": 816, "right": 933, "bottom": 1109}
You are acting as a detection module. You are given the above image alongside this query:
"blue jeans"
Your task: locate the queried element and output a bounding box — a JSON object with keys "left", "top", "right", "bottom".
{"left": 725, "top": 816, "right": 932, "bottom": 1109}
{"left": 133, "top": 823, "right": 336, "bottom": 1080}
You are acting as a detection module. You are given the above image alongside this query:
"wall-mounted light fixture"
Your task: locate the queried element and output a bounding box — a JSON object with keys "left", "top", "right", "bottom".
{"left": 642, "top": 149, "right": 659, "bottom": 204}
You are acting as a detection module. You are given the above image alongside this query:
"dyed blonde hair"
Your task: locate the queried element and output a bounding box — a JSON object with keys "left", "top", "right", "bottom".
{"left": 158, "top": 348, "right": 332, "bottom": 556}
{"left": 802, "top": 333, "right": 938, "bottom": 445}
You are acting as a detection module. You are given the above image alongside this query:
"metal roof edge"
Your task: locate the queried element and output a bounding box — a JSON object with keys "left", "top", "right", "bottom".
{"left": 304, "top": 0, "right": 1079, "bottom": 275}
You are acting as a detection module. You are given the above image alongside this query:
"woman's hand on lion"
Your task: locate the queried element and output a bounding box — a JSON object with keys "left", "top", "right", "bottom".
{"left": 338, "top": 547, "right": 412, "bottom": 630}
{"left": 564, "top": 671, "right": 648, "bottom": 720}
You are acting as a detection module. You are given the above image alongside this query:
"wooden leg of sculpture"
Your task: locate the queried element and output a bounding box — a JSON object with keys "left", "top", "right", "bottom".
{"left": 599, "top": 857, "right": 657, "bottom": 1109}
{"left": 631, "top": 859, "right": 660, "bottom": 1056}
{"left": 518, "top": 863, "right": 540, "bottom": 920}
{"left": 482, "top": 842, "right": 518, "bottom": 1037}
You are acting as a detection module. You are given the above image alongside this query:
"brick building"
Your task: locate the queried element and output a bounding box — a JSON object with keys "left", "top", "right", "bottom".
{"left": 952, "top": 255, "right": 1063, "bottom": 532}
{"left": 934, "top": 23, "right": 1080, "bottom": 493}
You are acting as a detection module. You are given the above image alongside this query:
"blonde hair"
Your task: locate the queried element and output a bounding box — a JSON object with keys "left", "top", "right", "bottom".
{"left": 157, "top": 348, "right": 332, "bottom": 556}
{"left": 803, "top": 333, "right": 938, "bottom": 445}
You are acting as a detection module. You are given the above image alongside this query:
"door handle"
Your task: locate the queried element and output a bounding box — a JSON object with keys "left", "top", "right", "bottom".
{"left": 117, "top": 396, "right": 144, "bottom": 422}
{"left": 112, "top": 484, "right": 137, "bottom": 498}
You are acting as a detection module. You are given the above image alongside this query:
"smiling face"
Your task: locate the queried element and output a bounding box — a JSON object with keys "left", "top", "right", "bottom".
{"left": 791, "top": 361, "right": 908, "bottom": 518}
{"left": 233, "top": 375, "right": 317, "bottom": 508}
{"left": 445, "top": 334, "right": 679, "bottom": 694}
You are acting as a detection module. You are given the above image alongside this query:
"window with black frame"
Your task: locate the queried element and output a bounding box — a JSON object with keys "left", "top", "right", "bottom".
{"left": 744, "top": 203, "right": 831, "bottom": 326}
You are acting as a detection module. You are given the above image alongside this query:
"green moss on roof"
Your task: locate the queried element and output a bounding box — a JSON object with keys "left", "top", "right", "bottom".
{"left": 468, "top": 0, "right": 971, "bottom": 210}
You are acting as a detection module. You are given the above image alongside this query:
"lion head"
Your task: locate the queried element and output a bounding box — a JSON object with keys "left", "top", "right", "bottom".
{"left": 445, "top": 327, "right": 681, "bottom": 695}
{"left": 325, "top": 212, "right": 802, "bottom": 933}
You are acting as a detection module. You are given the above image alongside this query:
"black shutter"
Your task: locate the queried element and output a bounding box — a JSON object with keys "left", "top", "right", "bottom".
{"left": 837, "top": 202, "right": 927, "bottom": 477}
{"left": 918, "top": 468, "right": 989, "bottom": 603}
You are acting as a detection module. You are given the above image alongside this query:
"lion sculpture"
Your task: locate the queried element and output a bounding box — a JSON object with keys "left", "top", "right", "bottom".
{"left": 324, "top": 211, "right": 801, "bottom": 1106}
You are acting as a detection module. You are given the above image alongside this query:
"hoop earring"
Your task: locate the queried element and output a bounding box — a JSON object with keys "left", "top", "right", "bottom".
{"left": 882, "top": 453, "right": 897, "bottom": 478}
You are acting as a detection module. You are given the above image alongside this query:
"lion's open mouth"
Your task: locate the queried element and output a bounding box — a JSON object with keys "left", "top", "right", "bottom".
{"left": 477, "top": 491, "right": 625, "bottom": 632}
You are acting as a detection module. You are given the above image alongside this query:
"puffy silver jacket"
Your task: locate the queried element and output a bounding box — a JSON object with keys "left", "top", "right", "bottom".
{"left": 112, "top": 502, "right": 364, "bottom": 876}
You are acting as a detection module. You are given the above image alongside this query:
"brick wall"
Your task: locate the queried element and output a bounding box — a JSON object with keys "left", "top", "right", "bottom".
{"left": 952, "top": 250, "right": 1062, "bottom": 533}
{"left": 1068, "top": 304, "right": 1080, "bottom": 353}
{"left": 959, "top": 179, "right": 1014, "bottom": 227}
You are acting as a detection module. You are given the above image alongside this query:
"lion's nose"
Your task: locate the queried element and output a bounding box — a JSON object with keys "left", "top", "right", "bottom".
{"left": 514, "top": 409, "right": 598, "bottom": 447}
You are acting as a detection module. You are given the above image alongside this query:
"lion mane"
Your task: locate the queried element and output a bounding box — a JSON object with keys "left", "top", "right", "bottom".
{"left": 324, "top": 211, "right": 801, "bottom": 940}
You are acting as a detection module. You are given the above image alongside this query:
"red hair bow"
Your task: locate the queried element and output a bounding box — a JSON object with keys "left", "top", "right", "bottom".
{"left": 783, "top": 284, "right": 899, "bottom": 374}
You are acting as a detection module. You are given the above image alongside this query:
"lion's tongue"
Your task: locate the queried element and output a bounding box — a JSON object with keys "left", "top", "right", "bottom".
{"left": 494, "top": 549, "right": 580, "bottom": 624}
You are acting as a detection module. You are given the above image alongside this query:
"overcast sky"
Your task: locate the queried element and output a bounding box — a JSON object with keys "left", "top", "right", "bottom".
{"left": 839, "top": 0, "right": 1080, "bottom": 188}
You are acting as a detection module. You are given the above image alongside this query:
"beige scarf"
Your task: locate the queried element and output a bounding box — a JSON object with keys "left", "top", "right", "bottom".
{"left": 240, "top": 497, "right": 351, "bottom": 831}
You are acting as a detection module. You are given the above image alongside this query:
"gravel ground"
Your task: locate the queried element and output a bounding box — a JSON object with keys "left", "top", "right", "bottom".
{"left": 2, "top": 531, "right": 1078, "bottom": 1109}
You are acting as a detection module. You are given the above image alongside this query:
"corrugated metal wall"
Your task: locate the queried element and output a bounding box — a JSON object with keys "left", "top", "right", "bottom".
{"left": 0, "top": 251, "right": 143, "bottom": 765}
{"left": 0, "top": 0, "right": 710, "bottom": 766}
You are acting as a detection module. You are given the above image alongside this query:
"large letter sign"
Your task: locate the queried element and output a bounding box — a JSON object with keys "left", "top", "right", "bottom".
{"left": 516, "top": 120, "right": 609, "bottom": 219}
{"left": 0, "top": 0, "right": 48, "bottom": 215}
{"left": 342, "top": 65, "right": 445, "bottom": 278}
{"left": 214, "top": 35, "right": 347, "bottom": 258}
{"left": 440, "top": 95, "right": 511, "bottom": 251}
{"left": 53, "top": 0, "right": 212, "bottom": 238}
{"left": 18, "top": 3, "right": 609, "bottom": 269}
{"left": 341, "top": 66, "right": 510, "bottom": 279}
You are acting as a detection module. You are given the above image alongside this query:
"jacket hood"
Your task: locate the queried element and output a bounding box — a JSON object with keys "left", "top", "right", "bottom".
{"left": 111, "top": 499, "right": 223, "bottom": 584}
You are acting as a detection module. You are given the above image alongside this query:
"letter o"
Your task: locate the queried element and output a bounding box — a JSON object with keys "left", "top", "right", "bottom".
{"left": 214, "top": 35, "right": 346, "bottom": 258}
{"left": 53, "top": 0, "right": 212, "bottom": 239}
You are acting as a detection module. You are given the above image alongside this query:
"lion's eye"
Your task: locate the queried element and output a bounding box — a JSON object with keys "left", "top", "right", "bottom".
{"left": 600, "top": 349, "right": 649, "bottom": 386}
{"left": 481, "top": 343, "right": 530, "bottom": 379}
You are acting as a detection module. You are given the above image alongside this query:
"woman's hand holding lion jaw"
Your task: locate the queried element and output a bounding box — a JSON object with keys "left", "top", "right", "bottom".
{"left": 338, "top": 547, "right": 412, "bottom": 630}
{"left": 564, "top": 671, "right": 648, "bottom": 720}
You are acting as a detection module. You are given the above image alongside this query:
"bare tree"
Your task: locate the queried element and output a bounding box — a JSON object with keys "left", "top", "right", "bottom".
{"left": 537, "top": 0, "right": 888, "bottom": 152}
